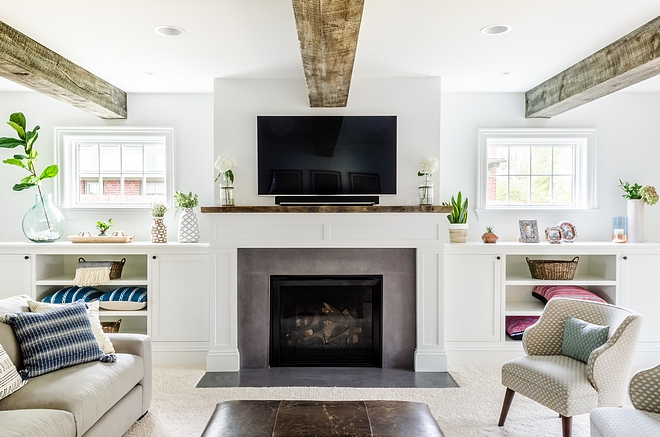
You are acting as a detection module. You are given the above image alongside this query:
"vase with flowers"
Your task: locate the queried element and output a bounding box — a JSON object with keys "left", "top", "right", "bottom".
{"left": 150, "top": 202, "right": 168, "bottom": 243}
{"left": 619, "top": 180, "right": 658, "bottom": 243}
{"left": 418, "top": 156, "right": 438, "bottom": 205}
{"left": 0, "top": 112, "right": 65, "bottom": 242}
{"left": 214, "top": 155, "right": 237, "bottom": 206}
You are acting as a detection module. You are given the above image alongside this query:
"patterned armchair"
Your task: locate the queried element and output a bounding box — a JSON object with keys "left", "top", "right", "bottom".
{"left": 498, "top": 297, "right": 642, "bottom": 437}
{"left": 590, "top": 363, "right": 660, "bottom": 436}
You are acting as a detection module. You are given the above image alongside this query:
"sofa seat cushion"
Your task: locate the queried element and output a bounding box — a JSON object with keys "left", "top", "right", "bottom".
{"left": 0, "top": 352, "right": 143, "bottom": 436}
{"left": 0, "top": 409, "right": 76, "bottom": 437}
{"left": 502, "top": 355, "right": 598, "bottom": 417}
{"left": 590, "top": 407, "right": 660, "bottom": 437}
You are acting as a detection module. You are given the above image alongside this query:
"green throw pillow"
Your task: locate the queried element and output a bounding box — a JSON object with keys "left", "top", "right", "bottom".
{"left": 561, "top": 316, "right": 609, "bottom": 363}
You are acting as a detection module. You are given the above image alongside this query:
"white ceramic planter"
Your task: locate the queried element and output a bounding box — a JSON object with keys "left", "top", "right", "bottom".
{"left": 627, "top": 199, "right": 644, "bottom": 243}
{"left": 448, "top": 223, "right": 468, "bottom": 243}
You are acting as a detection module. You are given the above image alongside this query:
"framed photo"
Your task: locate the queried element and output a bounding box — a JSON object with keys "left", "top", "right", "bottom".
{"left": 519, "top": 220, "right": 539, "bottom": 243}
{"left": 545, "top": 226, "right": 562, "bottom": 244}
{"left": 558, "top": 221, "right": 577, "bottom": 243}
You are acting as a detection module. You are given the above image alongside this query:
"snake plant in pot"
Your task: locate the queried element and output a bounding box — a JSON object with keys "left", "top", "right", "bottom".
{"left": 444, "top": 191, "right": 469, "bottom": 243}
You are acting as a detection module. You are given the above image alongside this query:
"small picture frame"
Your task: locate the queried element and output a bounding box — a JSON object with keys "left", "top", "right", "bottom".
{"left": 519, "top": 220, "right": 540, "bottom": 243}
{"left": 545, "top": 226, "right": 562, "bottom": 244}
{"left": 558, "top": 221, "right": 577, "bottom": 243}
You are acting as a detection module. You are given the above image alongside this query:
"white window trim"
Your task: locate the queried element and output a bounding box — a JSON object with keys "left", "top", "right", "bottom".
{"left": 55, "top": 127, "right": 173, "bottom": 219}
{"left": 475, "top": 128, "right": 599, "bottom": 221}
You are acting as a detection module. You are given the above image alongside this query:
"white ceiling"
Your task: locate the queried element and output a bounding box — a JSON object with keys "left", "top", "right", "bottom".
{"left": 1, "top": 0, "right": 660, "bottom": 94}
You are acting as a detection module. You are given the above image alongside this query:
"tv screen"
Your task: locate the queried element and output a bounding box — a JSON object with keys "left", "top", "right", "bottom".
{"left": 257, "top": 115, "right": 397, "bottom": 196}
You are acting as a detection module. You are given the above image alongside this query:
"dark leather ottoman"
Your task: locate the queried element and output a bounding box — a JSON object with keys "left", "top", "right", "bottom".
{"left": 201, "top": 400, "right": 444, "bottom": 437}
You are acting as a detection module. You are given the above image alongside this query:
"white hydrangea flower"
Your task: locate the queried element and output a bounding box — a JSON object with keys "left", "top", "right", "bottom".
{"left": 419, "top": 156, "right": 438, "bottom": 175}
{"left": 214, "top": 155, "right": 237, "bottom": 173}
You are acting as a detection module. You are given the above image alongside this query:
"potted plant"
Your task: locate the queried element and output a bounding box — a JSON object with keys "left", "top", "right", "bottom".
{"left": 173, "top": 190, "right": 199, "bottom": 243}
{"left": 150, "top": 202, "right": 168, "bottom": 243}
{"left": 0, "top": 112, "right": 65, "bottom": 242}
{"left": 444, "top": 191, "right": 469, "bottom": 243}
{"left": 95, "top": 218, "right": 114, "bottom": 236}
{"left": 481, "top": 226, "right": 499, "bottom": 244}
{"left": 619, "top": 179, "right": 658, "bottom": 243}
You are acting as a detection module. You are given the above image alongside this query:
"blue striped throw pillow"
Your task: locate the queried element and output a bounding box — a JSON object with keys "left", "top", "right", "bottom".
{"left": 42, "top": 286, "right": 104, "bottom": 304}
{"left": 4, "top": 301, "right": 113, "bottom": 378}
{"left": 99, "top": 287, "right": 147, "bottom": 311}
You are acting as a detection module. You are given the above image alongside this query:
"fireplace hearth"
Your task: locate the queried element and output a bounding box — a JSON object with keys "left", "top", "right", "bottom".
{"left": 270, "top": 275, "right": 383, "bottom": 367}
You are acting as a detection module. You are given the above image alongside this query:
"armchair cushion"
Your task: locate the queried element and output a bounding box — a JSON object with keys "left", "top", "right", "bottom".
{"left": 561, "top": 316, "right": 609, "bottom": 363}
{"left": 590, "top": 407, "right": 660, "bottom": 437}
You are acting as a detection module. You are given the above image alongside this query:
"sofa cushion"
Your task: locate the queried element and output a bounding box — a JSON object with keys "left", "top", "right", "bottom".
{"left": 42, "top": 286, "right": 104, "bottom": 304}
{"left": 0, "top": 343, "right": 27, "bottom": 400}
{"left": 0, "top": 409, "right": 76, "bottom": 437}
{"left": 99, "top": 287, "right": 147, "bottom": 311}
{"left": 3, "top": 301, "right": 106, "bottom": 378}
{"left": 0, "top": 352, "right": 144, "bottom": 436}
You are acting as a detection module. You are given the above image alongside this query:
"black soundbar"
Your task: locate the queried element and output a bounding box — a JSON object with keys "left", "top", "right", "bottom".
{"left": 275, "top": 196, "right": 380, "bottom": 206}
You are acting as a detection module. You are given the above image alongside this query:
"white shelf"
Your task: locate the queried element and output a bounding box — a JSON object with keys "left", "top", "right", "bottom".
{"left": 99, "top": 309, "right": 148, "bottom": 317}
{"left": 35, "top": 275, "right": 148, "bottom": 286}
{"left": 505, "top": 275, "right": 616, "bottom": 285}
{"left": 505, "top": 300, "right": 545, "bottom": 316}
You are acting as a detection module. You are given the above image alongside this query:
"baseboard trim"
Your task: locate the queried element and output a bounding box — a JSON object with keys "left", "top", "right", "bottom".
{"left": 414, "top": 349, "right": 448, "bottom": 372}
{"left": 206, "top": 350, "right": 241, "bottom": 372}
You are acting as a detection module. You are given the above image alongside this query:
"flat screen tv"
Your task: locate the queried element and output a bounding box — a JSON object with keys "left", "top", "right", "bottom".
{"left": 257, "top": 116, "right": 397, "bottom": 198}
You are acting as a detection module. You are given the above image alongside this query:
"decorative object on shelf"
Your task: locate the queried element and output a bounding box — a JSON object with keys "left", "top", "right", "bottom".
{"left": 95, "top": 218, "right": 113, "bottom": 236}
{"left": 557, "top": 221, "right": 577, "bottom": 243}
{"left": 215, "top": 155, "right": 237, "bottom": 206}
{"left": 68, "top": 231, "right": 134, "bottom": 243}
{"left": 526, "top": 256, "right": 579, "bottom": 280}
{"left": 481, "top": 226, "right": 499, "bottom": 243}
{"left": 444, "top": 191, "right": 468, "bottom": 243}
{"left": 41, "top": 286, "right": 104, "bottom": 303}
{"left": 72, "top": 257, "right": 125, "bottom": 286}
{"left": 619, "top": 179, "right": 658, "bottom": 243}
{"left": 544, "top": 226, "right": 562, "bottom": 244}
{"left": 0, "top": 112, "right": 65, "bottom": 243}
{"left": 612, "top": 216, "right": 628, "bottom": 243}
{"left": 100, "top": 319, "right": 122, "bottom": 334}
{"left": 99, "top": 287, "right": 147, "bottom": 311}
{"left": 531, "top": 285, "right": 607, "bottom": 304}
{"left": 519, "top": 220, "right": 539, "bottom": 243}
{"left": 505, "top": 316, "right": 540, "bottom": 340}
{"left": 417, "top": 156, "right": 438, "bottom": 205}
{"left": 174, "top": 190, "right": 200, "bottom": 243}
{"left": 150, "top": 202, "right": 168, "bottom": 243}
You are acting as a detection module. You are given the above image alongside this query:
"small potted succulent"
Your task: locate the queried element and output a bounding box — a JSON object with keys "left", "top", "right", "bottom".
{"left": 95, "top": 218, "right": 114, "bottom": 236}
{"left": 481, "top": 226, "right": 499, "bottom": 244}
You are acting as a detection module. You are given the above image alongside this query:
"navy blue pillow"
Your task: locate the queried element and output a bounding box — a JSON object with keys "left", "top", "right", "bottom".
{"left": 42, "top": 286, "right": 104, "bottom": 304}
{"left": 99, "top": 287, "right": 147, "bottom": 311}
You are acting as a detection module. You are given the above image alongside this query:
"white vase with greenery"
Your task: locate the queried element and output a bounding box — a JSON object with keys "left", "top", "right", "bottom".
{"left": 619, "top": 180, "right": 658, "bottom": 243}
{"left": 174, "top": 191, "right": 199, "bottom": 243}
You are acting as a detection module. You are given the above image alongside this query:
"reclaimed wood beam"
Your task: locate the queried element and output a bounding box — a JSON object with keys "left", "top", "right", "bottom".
{"left": 526, "top": 15, "right": 660, "bottom": 118}
{"left": 0, "top": 21, "right": 127, "bottom": 119}
{"left": 292, "top": 0, "right": 364, "bottom": 107}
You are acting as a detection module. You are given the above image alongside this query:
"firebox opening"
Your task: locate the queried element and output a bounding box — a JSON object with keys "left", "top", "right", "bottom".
{"left": 270, "top": 275, "right": 383, "bottom": 367}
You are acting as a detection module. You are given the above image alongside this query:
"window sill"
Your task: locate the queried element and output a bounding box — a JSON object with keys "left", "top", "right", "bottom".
{"left": 474, "top": 208, "right": 601, "bottom": 222}
{"left": 61, "top": 206, "right": 160, "bottom": 221}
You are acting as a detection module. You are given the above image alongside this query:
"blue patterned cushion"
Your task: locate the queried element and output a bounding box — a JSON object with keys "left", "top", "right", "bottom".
{"left": 3, "top": 301, "right": 111, "bottom": 378}
{"left": 42, "top": 286, "right": 104, "bottom": 304}
{"left": 561, "top": 316, "right": 609, "bottom": 363}
{"left": 98, "top": 287, "right": 147, "bottom": 311}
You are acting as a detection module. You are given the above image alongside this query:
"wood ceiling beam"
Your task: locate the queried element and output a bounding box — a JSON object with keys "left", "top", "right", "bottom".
{"left": 526, "top": 15, "right": 660, "bottom": 118}
{"left": 0, "top": 21, "right": 127, "bottom": 119}
{"left": 292, "top": 0, "right": 364, "bottom": 107}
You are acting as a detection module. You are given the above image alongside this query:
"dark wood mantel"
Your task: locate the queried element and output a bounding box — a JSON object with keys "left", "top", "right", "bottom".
{"left": 201, "top": 205, "right": 452, "bottom": 214}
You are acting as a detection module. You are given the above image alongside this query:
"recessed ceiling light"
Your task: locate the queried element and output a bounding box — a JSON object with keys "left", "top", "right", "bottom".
{"left": 480, "top": 24, "right": 512, "bottom": 36}
{"left": 154, "top": 25, "right": 185, "bottom": 37}
{"left": 501, "top": 71, "right": 513, "bottom": 75}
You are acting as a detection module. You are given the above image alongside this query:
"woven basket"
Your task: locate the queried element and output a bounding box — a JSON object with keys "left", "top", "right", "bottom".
{"left": 77, "top": 257, "right": 126, "bottom": 280}
{"left": 101, "top": 319, "right": 121, "bottom": 333}
{"left": 526, "top": 256, "right": 579, "bottom": 280}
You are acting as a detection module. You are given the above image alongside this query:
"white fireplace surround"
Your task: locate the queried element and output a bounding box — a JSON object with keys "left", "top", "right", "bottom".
{"left": 206, "top": 212, "right": 447, "bottom": 372}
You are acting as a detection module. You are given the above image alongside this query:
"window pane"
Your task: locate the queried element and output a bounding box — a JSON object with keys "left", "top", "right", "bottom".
{"left": 102, "top": 177, "right": 121, "bottom": 203}
{"left": 123, "top": 178, "right": 143, "bottom": 203}
{"left": 79, "top": 177, "right": 100, "bottom": 203}
{"left": 509, "top": 146, "right": 530, "bottom": 175}
{"left": 122, "top": 145, "right": 143, "bottom": 173}
{"left": 487, "top": 146, "right": 509, "bottom": 175}
{"left": 100, "top": 144, "right": 121, "bottom": 172}
{"left": 145, "top": 145, "right": 166, "bottom": 172}
{"left": 553, "top": 176, "right": 573, "bottom": 205}
{"left": 78, "top": 144, "right": 98, "bottom": 172}
{"left": 145, "top": 177, "right": 165, "bottom": 203}
{"left": 553, "top": 146, "right": 574, "bottom": 174}
{"left": 531, "top": 176, "right": 551, "bottom": 204}
{"left": 531, "top": 146, "right": 552, "bottom": 174}
{"left": 509, "top": 176, "right": 529, "bottom": 204}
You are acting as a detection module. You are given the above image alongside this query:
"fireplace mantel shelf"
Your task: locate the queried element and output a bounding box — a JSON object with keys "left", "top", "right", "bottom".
{"left": 201, "top": 205, "right": 452, "bottom": 214}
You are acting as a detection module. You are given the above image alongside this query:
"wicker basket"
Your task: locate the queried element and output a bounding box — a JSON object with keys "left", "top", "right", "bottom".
{"left": 77, "top": 257, "right": 126, "bottom": 280}
{"left": 526, "top": 256, "right": 579, "bottom": 280}
{"left": 101, "top": 319, "right": 121, "bottom": 333}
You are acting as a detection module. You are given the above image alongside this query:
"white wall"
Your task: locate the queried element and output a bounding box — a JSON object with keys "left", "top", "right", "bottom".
{"left": 441, "top": 92, "right": 660, "bottom": 243}
{"left": 213, "top": 77, "right": 442, "bottom": 206}
{"left": 0, "top": 92, "right": 213, "bottom": 242}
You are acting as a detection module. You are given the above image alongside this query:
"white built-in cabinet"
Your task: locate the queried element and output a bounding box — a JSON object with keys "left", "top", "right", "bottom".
{"left": 620, "top": 254, "right": 660, "bottom": 344}
{"left": 0, "top": 254, "right": 31, "bottom": 300}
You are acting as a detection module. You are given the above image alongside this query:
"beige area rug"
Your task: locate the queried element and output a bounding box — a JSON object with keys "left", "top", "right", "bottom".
{"left": 123, "top": 366, "right": 593, "bottom": 437}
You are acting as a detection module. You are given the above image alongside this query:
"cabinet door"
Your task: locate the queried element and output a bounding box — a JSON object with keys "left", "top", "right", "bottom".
{"left": 445, "top": 254, "right": 502, "bottom": 342}
{"left": 621, "top": 254, "right": 660, "bottom": 343}
{"left": 0, "top": 255, "right": 31, "bottom": 299}
{"left": 150, "top": 254, "right": 210, "bottom": 342}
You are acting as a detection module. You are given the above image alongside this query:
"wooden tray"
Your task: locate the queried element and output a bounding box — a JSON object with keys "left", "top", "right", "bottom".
{"left": 68, "top": 235, "right": 134, "bottom": 243}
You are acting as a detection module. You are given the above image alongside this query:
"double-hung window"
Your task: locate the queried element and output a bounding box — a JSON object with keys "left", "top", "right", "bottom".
{"left": 56, "top": 128, "right": 173, "bottom": 210}
{"left": 477, "top": 129, "right": 597, "bottom": 215}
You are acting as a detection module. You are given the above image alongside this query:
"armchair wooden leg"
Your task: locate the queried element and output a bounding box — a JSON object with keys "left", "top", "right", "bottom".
{"left": 560, "top": 415, "right": 572, "bottom": 437}
{"left": 498, "top": 388, "right": 515, "bottom": 426}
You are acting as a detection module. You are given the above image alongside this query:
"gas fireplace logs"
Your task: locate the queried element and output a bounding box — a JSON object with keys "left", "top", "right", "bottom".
{"left": 286, "top": 302, "right": 363, "bottom": 348}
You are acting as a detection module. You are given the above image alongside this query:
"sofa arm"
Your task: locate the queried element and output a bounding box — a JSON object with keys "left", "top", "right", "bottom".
{"left": 107, "top": 333, "right": 152, "bottom": 415}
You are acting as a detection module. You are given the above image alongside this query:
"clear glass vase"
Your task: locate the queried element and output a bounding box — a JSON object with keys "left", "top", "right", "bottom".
{"left": 418, "top": 173, "right": 433, "bottom": 205}
{"left": 22, "top": 193, "right": 66, "bottom": 243}
{"left": 219, "top": 173, "right": 235, "bottom": 206}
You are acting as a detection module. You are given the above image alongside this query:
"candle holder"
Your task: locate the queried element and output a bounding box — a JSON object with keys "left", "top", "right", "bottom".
{"left": 612, "top": 216, "right": 628, "bottom": 243}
